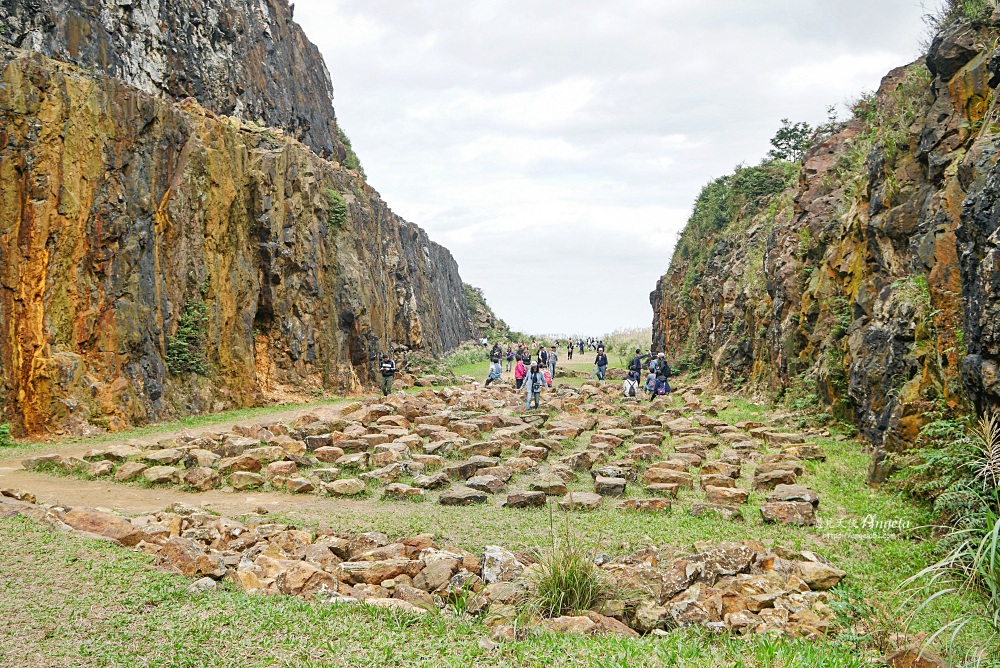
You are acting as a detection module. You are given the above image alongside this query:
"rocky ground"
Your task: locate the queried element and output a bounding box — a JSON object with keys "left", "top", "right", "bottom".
{"left": 3, "top": 372, "right": 853, "bottom": 640}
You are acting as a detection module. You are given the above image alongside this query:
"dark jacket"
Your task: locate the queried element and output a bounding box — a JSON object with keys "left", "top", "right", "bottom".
{"left": 379, "top": 359, "right": 397, "bottom": 377}
{"left": 653, "top": 359, "right": 671, "bottom": 380}
{"left": 595, "top": 353, "right": 608, "bottom": 367}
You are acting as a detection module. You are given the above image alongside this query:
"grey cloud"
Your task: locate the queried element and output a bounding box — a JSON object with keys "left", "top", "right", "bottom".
{"left": 296, "top": 0, "right": 928, "bottom": 334}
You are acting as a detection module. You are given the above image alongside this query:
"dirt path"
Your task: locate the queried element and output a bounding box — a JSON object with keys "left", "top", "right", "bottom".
{"left": 0, "top": 403, "right": 358, "bottom": 519}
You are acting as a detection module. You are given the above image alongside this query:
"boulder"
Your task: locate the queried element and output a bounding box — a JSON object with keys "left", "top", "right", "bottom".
{"left": 384, "top": 483, "right": 425, "bottom": 500}
{"left": 797, "top": 561, "right": 846, "bottom": 590}
{"left": 530, "top": 476, "right": 568, "bottom": 495}
{"left": 61, "top": 508, "right": 144, "bottom": 546}
{"left": 413, "top": 472, "right": 450, "bottom": 489}
{"left": 439, "top": 487, "right": 488, "bottom": 506}
{"left": 466, "top": 475, "right": 507, "bottom": 494}
{"left": 704, "top": 486, "right": 749, "bottom": 505}
{"left": 619, "top": 498, "right": 671, "bottom": 512}
{"left": 182, "top": 467, "right": 220, "bottom": 492}
{"left": 159, "top": 537, "right": 227, "bottom": 578}
{"left": 228, "top": 472, "right": 265, "bottom": 490}
{"left": 593, "top": 476, "right": 627, "bottom": 497}
{"left": 760, "top": 501, "right": 816, "bottom": 526}
{"left": 643, "top": 468, "right": 693, "bottom": 489}
{"left": 285, "top": 478, "right": 315, "bottom": 494}
{"left": 326, "top": 478, "right": 366, "bottom": 496}
{"left": 558, "top": 492, "right": 602, "bottom": 510}
{"left": 502, "top": 491, "right": 547, "bottom": 508}
{"left": 766, "top": 484, "right": 820, "bottom": 507}
{"left": 752, "top": 470, "right": 797, "bottom": 490}
{"left": 481, "top": 546, "right": 525, "bottom": 584}
{"left": 143, "top": 466, "right": 181, "bottom": 485}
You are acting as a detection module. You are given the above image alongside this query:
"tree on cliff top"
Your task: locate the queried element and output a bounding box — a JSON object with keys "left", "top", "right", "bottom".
{"left": 767, "top": 119, "right": 813, "bottom": 162}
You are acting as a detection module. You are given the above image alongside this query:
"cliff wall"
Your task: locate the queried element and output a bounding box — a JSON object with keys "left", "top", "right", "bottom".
{"left": 0, "top": 0, "right": 350, "bottom": 162}
{"left": 652, "top": 17, "right": 1000, "bottom": 479}
{"left": 0, "top": 45, "right": 474, "bottom": 435}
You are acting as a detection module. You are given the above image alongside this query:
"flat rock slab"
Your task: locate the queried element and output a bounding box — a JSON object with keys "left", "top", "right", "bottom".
{"left": 761, "top": 501, "right": 816, "bottom": 526}
{"left": 752, "top": 470, "right": 797, "bottom": 490}
{"left": 466, "top": 475, "right": 507, "bottom": 494}
{"left": 690, "top": 502, "right": 743, "bottom": 521}
{"left": 766, "top": 484, "right": 820, "bottom": 507}
{"left": 326, "top": 478, "right": 366, "bottom": 496}
{"left": 439, "top": 487, "right": 488, "bottom": 506}
{"left": 594, "top": 476, "right": 627, "bottom": 497}
{"left": 644, "top": 483, "right": 680, "bottom": 498}
{"left": 502, "top": 491, "right": 547, "bottom": 508}
{"left": 619, "top": 498, "right": 672, "bottom": 512}
{"left": 558, "top": 492, "right": 602, "bottom": 510}
{"left": 704, "top": 485, "right": 750, "bottom": 505}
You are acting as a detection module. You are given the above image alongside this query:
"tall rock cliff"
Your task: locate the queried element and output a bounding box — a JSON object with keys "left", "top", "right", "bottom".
{"left": 651, "top": 15, "right": 1000, "bottom": 479}
{"left": 0, "top": 7, "right": 476, "bottom": 435}
{"left": 0, "top": 0, "right": 353, "bottom": 162}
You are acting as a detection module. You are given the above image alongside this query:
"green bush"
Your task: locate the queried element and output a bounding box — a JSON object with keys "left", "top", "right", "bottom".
{"left": 327, "top": 189, "right": 348, "bottom": 230}
{"left": 0, "top": 423, "right": 12, "bottom": 447}
{"left": 335, "top": 124, "right": 366, "bottom": 177}
{"left": 767, "top": 118, "right": 813, "bottom": 162}
{"left": 166, "top": 299, "right": 209, "bottom": 376}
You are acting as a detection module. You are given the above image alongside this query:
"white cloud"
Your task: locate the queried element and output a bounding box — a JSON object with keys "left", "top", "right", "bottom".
{"left": 294, "top": 0, "right": 928, "bottom": 336}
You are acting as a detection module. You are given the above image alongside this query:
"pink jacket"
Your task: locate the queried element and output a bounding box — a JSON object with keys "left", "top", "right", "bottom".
{"left": 514, "top": 360, "right": 527, "bottom": 380}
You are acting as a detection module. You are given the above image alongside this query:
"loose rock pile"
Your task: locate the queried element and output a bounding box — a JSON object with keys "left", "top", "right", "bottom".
{"left": 22, "top": 381, "right": 827, "bottom": 523}
{"left": 0, "top": 494, "right": 846, "bottom": 639}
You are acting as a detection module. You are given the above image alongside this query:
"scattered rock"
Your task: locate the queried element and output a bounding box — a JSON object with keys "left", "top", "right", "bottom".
{"left": 502, "top": 491, "right": 547, "bottom": 509}
{"left": 439, "top": 487, "right": 488, "bottom": 506}
{"left": 558, "top": 492, "right": 602, "bottom": 510}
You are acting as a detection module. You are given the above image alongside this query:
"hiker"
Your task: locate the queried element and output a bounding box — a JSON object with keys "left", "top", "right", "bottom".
{"left": 548, "top": 345, "right": 558, "bottom": 380}
{"left": 628, "top": 349, "right": 650, "bottom": 377}
{"left": 623, "top": 370, "right": 641, "bottom": 399}
{"left": 481, "top": 336, "right": 488, "bottom": 348}
{"left": 378, "top": 353, "right": 397, "bottom": 396}
{"left": 538, "top": 346, "right": 548, "bottom": 370}
{"left": 567, "top": 339, "right": 574, "bottom": 360}
{"left": 491, "top": 342, "right": 503, "bottom": 361}
{"left": 505, "top": 345, "right": 515, "bottom": 372}
{"left": 524, "top": 361, "right": 546, "bottom": 411}
{"left": 649, "top": 352, "right": 672, "bottom": 401}
{"left": 579, "top": 339, "right": 585, "bottom": 354}
{"left": 514, "top": 356, "right": 527, "bottom": 389}
{"left": 594, "top": 348, "right": 608, "bottom": 381}
{"left": 485, "top": 346, "right": 503, "bottom": 386}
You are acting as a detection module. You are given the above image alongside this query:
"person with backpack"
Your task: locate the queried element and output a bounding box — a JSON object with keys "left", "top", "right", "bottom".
{"left": 514, "top": 356, "right": 527, "bottom": 389}
{"left": 524, "top": 361, "right": 547, "bottom": 411}
{"left": 623, "top": 370, "right": 641, "bottom": 398}
{"left": 649, "top": 352, "right": 672, "bottom": 401}
{"left": 378, "top": 354, "right": 397, "bottom": 396}
{"left": 594, "top": 348, "right": 609, "bottom": 381}
{"left": 548, "top": 345, "right": 558, "bottom": 380}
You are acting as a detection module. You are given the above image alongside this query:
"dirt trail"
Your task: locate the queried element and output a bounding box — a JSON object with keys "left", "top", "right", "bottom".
{"left": 0, "top": 403, "right": 375, "bottom": 520}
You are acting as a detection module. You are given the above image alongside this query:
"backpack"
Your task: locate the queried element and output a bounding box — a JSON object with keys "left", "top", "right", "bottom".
{"left": 623, "top": 378, "right": 639, "bottom": 398}
{"left": 656, "top": 378, "right": 671, "bottom": 395}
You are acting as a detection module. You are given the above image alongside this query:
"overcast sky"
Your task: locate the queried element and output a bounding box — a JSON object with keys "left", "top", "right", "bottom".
{"left": 294, "top": 0, "right": 929, "bottom": 337}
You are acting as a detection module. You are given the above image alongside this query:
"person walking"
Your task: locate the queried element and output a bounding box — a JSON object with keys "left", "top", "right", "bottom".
{"left": 505, "top": 345, "right": 515, "bottom": 372}
{"left": 548, "top": 345, "right": 558, "bottom": 381}
{"left": 524, "top": 361, "right": 546, "bottom": 411}
{"left": 514, "top": 356, "right": 527, "bottom": 389}
{"left": 378, "top": 354, "right": 397, "bottom": 396}
{"left": 567, "top": 339, "right": 574, "bottom": 360}
{"left": 594, "top": 348, "right": 608, "bottom": 381}
{"left": 538, "top": 346, "right": 548, "bottom": 370}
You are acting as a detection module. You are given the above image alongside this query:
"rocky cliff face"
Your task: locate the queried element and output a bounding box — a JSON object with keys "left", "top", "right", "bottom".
{"left": 652, "top": 16, "right": 1000, "bottom": 479}
{"left": 0, "top": 0, "right": 352, "bottom": 163}
{"left": 0, "top": 44, "right": 475, "bottom": 435}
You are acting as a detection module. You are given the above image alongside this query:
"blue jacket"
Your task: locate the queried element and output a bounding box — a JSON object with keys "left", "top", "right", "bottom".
{"left": 525, "top": 370, "right": 546, "bottom": 395}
